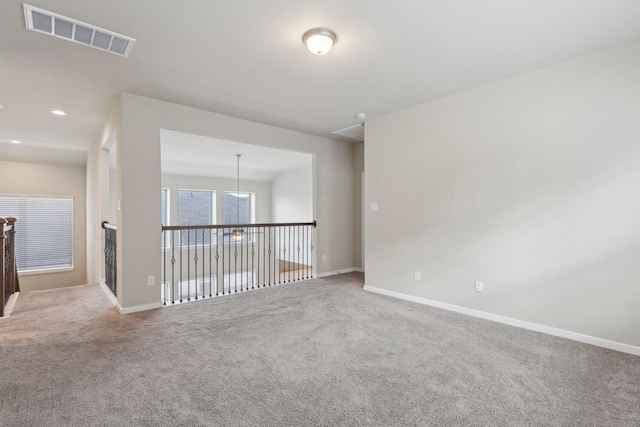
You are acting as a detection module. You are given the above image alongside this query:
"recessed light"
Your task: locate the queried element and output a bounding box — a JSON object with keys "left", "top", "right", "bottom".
{"left": 51, "top": 109, "right": 66, "bottom": 116}
{"left": 11, "top": 140, "right": 21, "bottom": 144}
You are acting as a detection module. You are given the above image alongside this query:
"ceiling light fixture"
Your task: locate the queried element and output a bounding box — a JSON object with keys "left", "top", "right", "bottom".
{"left": 232, "top": 154, "right": 245, "bottom": 241}
{"left": 302, "top": 28, "right": 337, "bottom": 55}
{"left": 11, "top": 140, "right": 21, "bottom": 144}
{"left": 51, "top": 109, "right": 66, "bottom": 116}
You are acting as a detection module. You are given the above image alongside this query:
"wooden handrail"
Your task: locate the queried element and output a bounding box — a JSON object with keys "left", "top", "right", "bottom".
{"left": 162, "top": 220, "right": 316, "bottom": 231}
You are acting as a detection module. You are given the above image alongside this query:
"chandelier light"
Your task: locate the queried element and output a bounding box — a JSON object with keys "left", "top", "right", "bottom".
{"left": 232, "top": 154, "right": 244, "bottom": 241}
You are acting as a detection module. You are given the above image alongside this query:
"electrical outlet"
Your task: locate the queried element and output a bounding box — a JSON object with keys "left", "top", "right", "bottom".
{"left": 475, "top": 281, "right": 483, "bottom": 293}
{"left": 148, "top": 275, "right": 155, "bottom": 286}
{"left": 414, "top": 271, "right": 421, "bottom": 281}
{"left": 322, "top": 254, "right": 327, "bottom": 261}
{"left": 370, "top": 202, "right": 378, "bottom": 212}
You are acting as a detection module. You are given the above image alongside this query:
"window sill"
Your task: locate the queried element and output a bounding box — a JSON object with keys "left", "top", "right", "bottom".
{"left": 17, "top": 266, "right": 74, "bottom": 276}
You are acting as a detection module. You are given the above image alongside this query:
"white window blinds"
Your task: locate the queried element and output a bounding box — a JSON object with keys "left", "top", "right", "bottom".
{"left": 0, "top": 196, "right": 73, "bottom": 272}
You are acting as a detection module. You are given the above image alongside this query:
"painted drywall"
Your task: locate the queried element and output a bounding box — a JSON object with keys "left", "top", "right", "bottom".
{"left": 161, "top": 174, "right": 272, "bottom": 225}
{"left": 271, "top": 167, "right": 312, "bottom": 223}
{"left": 0, "top": 160, "right": 87, "bottom": 290}
{"left": 85, "top": 140, "right": 102, "bottom": 286}
{"left": 354, "top": 142, "right": 364, "bottom": 270}
{"left": 365, "top": 42, "right": 640, "bottom": 347}
{"left": 271, "top": 167, "right": 313, "bottom": 267}
{"left": 86, "top": 97, "right": 121, "bottom": 303}
{"left": 89, "top": 93, "right": 356, "bottom": 310}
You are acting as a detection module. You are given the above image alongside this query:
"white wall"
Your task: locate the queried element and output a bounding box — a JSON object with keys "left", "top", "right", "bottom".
{"left": 354, "top": 142, "right": 364, "bottom": 270}
{"left": 0, "top": 160, "right": 87, "bottom": 290}
{"left": 88, "top": 93, "right": 356, "bottom": 311}
{"left": 86, "top": 97, "right": 121, "bottom": 298}
{"left": 271, "top": 167, "right": 313, "bottom": 266}
{"left": 271, "top": 167, "right": 312, "bottom": 223}
{"left": 365, "top": 42, "right": 640, "bottom": 348}
{"left": 162, "top": 174, "right": 272, "bottom": 225}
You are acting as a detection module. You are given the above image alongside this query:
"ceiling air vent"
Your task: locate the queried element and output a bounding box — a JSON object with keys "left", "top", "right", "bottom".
{"left": 332, "top": 123, "right": 365, "bottom": 142}
{"left": 23, "top": 4, "right": 135, "bottom": 57}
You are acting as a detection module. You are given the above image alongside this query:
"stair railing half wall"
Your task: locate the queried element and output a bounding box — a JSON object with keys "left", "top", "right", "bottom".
{"left": 161, "top": 221, "right": 316, "bottom": 305}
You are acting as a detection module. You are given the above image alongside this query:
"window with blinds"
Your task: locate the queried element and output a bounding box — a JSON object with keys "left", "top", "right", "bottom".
{"left": 0, "top": 196, "right": 74, "bottom": 272}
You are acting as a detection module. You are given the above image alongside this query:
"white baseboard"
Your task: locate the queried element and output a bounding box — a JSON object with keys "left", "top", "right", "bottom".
{"left": 364, "top": 285, "right": 640, "bottom": 357}
{"left": 316, "top": 267, "right": 363, "bottom": 278}
{"left": 118, "top": 301, "right": 163, "bottom": 314}
{"left": 99, "top": 281, "right": 119, "bottom": 307}
{"left": 99, "top": 282, "right": 162, "bottom": 314}
{"left": 0, "top": 292, "right": 20, "bottom": 318}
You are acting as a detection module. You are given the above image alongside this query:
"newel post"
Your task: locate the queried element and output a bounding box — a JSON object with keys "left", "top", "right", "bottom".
{"left": 0, "top": 217, "right": 6, "bottom": 317}
{"left": 6, "top": 217, "right": 17, "bottom": 294}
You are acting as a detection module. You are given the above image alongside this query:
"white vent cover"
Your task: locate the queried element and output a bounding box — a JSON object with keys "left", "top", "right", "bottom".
{"left": 332, "top": 123, "right": 365, "bottom": 141}
{"left": 23, "top": 4, "right": 135, "bottom": 57}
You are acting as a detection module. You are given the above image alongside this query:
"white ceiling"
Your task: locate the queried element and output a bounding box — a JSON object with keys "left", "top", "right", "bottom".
{"left": 160, "top": 130, "right": 312, "bottom": 181}
{"left": 2, "top": 0, "right": 640, "bottom": 165}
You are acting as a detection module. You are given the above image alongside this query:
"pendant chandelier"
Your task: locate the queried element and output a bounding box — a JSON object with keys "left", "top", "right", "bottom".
{"left": 232, "top": 153, "right": 244, "bottom": 241}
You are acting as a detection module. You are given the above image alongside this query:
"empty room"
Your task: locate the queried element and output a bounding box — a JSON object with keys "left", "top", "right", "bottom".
{"left": 1, "top": 1, "right": 640, "bottom": 425}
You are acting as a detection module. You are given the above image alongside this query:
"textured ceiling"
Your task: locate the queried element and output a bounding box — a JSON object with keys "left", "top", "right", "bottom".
{"left": 2, "top": 0, "right": 640, "bottom": 165}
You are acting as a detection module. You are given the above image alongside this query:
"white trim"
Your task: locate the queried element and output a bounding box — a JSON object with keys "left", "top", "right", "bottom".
{"left": 118, "top": 301, "right": 163, "bottom": 314}
{"left": 99, "top": 282, "right": 162, "bottom": 314}
{"left": 99, "top": 281, "right": 118, "bottom": 307}
{"left": 316, "top": 267, "right": 363, "bottom": 278}
{"left": 363, "top": 285, "right": 640, "bottom": 357}
{"left": 0, "top": 292, "right": 19, "bottom": 318}
{"left": 18, "top": 266, "right": 74, "bottom": 276}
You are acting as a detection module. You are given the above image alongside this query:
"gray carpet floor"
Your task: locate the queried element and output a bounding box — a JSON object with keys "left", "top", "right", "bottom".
{"left": 1, "top": 272, "right": 639, "bottom": 426}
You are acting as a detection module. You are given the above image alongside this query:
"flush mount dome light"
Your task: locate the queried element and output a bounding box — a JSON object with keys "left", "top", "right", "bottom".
{"left": 303, "top": 28, "right": 337, "bottom": 55}
{"left": 51, "top": 109, "right": 66, "bottom": 116}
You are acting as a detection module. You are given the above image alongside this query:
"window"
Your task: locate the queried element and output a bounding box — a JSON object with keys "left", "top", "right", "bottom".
{"left": 223, "top": 191, "right": 253, "bottom": 242}
{"left": 178, "top": 190, "right": 215, "bottom": 246}
{"left": 161, "top": 188, "right": 169, "bottom": 248}
{"left": 0, "top": 196, "right": 73, "bottom": 273}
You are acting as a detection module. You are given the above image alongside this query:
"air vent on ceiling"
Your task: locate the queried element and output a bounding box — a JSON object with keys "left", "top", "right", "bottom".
{"left": 332, "top": 123, "right": 364, "bottom": 142}
{"left": 23, "top": 4, "right": 135, "bottom": 57}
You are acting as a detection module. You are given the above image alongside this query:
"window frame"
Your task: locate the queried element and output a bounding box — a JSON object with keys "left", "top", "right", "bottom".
{"left": 0, "top": 194, "right": 74, "bottom": 275}
{"left": 161, "top": 188, "right": 170, "bottom": 249}
{"left": 177, "top": 189, "right": 216, "bottom": 247}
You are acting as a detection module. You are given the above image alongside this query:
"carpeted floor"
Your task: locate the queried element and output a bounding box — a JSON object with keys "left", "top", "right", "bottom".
{"left": 1, "top": 272, "right": 639, "bottom": 426}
